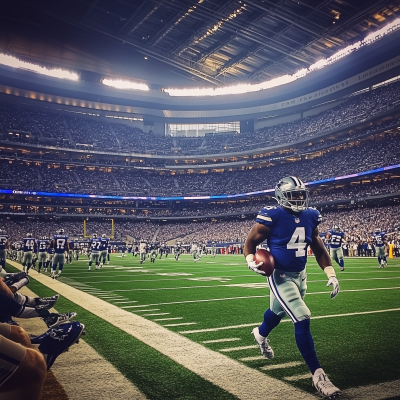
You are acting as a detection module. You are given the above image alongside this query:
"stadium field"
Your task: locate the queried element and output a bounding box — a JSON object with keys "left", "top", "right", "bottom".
{"left": 7, "top": 254, "right": 400, "bottom": 399}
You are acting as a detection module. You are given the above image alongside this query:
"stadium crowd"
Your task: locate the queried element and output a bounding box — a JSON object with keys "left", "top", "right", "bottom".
{"left": 1, "top": 79, "right": 400, "bottom": 157}
{"left": 1, "top": 132, "right": 400, "bottom": 197}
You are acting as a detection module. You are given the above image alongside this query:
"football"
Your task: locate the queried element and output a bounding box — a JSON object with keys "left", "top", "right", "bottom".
{"left": 255, "top": 248, "right": 275, "bottom": 277}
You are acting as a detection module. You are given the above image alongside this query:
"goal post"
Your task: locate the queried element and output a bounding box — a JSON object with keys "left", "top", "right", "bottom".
{"left": 83, "top": 219, "right": 115, "bottom": 239}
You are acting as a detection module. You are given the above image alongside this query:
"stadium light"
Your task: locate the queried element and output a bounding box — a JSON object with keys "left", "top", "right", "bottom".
{"left": 102, "top": 78, "right": 149, "bottom": 91}
{"left": 0, "top": 53, "right": 79, "bottom": 81}
{"left": 164, "top": 17, "right": 400, "bottom": 97}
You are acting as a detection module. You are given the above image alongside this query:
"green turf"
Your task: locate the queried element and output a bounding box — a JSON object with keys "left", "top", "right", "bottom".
{"left": 6, "top": 263, "right": 239, "bottom": 400}
{"left": 7, "top": 254, "right": 400, "bottom": 396}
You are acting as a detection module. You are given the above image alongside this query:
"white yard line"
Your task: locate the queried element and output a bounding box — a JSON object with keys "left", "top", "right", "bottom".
{"left": 153, "top": 317, "right": 183, "bottom": 321}
{"left": 143, "top": 313, "right": 170, "bottom": 316}
{"left": 261, "top": 362, "right": 303, "bottom": 371}
{"left": 203, "top": 338, "right": 241, "bottom": 344}
{"left": 219, "top": 345, "right": 258, "bottom": 352}
{"left": 162, "top": 322, "right": 197, "bottom": 327}
{"left": 239, "top": 356, "right": 266, "bottom": 361}
{"left": 8, "top": 260, "right": 317, "bottom": 400}
{"left": 284, "top": 373, "right": 311, "bottom": 381}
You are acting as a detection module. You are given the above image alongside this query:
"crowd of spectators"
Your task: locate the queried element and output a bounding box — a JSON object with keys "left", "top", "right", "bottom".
{"left": 5, "top": 131, "right": 400, "bottom": 197}
{"left": 1, "top": 79, "right": 400, "bottom": 157}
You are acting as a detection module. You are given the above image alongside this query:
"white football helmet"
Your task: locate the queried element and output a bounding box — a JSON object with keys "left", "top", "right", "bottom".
{"left": 275, "top": 176, "right": 309, "bottom": 213}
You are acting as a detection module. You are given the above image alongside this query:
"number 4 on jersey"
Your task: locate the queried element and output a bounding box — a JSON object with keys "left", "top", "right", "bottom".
{"left": 287, "top": 227, "right": 307, "bottom": 257}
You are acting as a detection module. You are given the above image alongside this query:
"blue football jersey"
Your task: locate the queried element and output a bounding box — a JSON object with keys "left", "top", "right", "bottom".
{"left": 53, "top": 235, "right": 68, "bottom": 254}
{"left": 0, "top": 235, "right": 8, "bottom": 250}
{"left": 23, "top": 238, "right": 36, "bottom": 252}
{"left": 373, "top": 232, "right": 385, "bottom": 247}
{"left": 37, "top": 240, "right": 48, "bottom": 252}
{"left": 328, "top": 230, "right": 345, "bottom": 249}
{"left": 90, "top": 238, "right": 101, "bottom": 252}
{"left": 256, "top": 206, "right": 322, "bottom": 272}
{"left": 99, "top": 238, "right": 109, "bottom": 251}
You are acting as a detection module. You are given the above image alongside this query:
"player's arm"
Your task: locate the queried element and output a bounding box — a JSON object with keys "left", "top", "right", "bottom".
{"left": 244, "top": 223, "right": 270, "bottom": 275}
{"left": 5, "top": 239, "right": 9, "bottom": 250}
{"left": 66, "top": 240, "right": 69, "bottom": 251}
{"left": 310, "top": 227, "right": 340, "bottom": 299}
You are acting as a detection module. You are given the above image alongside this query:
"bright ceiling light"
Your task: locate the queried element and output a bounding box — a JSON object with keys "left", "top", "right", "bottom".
{"left": 102, "top": 78, "right": 149, "bottom": 91}
{"left": 164, "top": 17, "right": 400, "bottom": 97}
{"left": 0, "top": 53, "right": 79, "bottom": 80}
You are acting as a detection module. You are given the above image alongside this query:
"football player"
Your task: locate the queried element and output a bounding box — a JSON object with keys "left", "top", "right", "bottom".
{"left": 88, "top": 234, "right": 101, "bottom": 271}
{"left": 149, "top": 243, "right": 157, "bottom": 263}
{"left": 16, "top": 241, "right": 23, "bottom": 263}
{"left": 68, "top": 240, "right": 75, "bottom": 264}
{"left": 244, "top": 176, "right": 341, "bottom": 399}
{"left": 22, "top": 234, "right": 36, "bottom": 274}
{"left": 373, "top": 228, "right": 387, "bottom": 268}
{"left": 51, "top": 229, "right": 69, "bottom": 279}
{"left": 174, "top": 242, "right": 181, "bottom": 261}
{"left": 45, "top": 240, "right": 54, "bottom": 273}
{"left": 99, "top": 234, "right": 109, "bottom": 268}
{"left": 139, "top": 240, "right": 147, "bottom": 264}
{"left": 211, "top": 241, "right": 217, "bottom": 258}
{"left": 0, "top": 229, "right": 9, "bottom": 273}
{"left": 36, "top": 237, "right": 48, "bottom": 274}
{"left": 158, "top": 242, "right": 165, "bottom": 259}
{"left": 326, "top": 225, "right": 345, "bottom": 271}
{"left": 191, "top": 242, "right": 199, "bottom": 262}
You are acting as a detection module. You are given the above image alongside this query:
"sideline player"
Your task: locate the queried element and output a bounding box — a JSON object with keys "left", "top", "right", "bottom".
{"left": 139, "top": 240, "right": 147, "bottom": 264}
{"left": 174, "top": 242, "right": 181, "bottom": 261}
{"left": 0, "top": 229, "right": 9, "bottom": 273}
{"left": 149, "top": 243, "right": 157, "bottom": 263}
{"left": 244, "top": 176, "right": 341, "bottom": 399}
{"left": 99, "top": 234, "right": 109, "bottom": 268}
{"left": 373, "top": 228, "right": 387, "bottom": 268}
{"left": 191, "top": 242, "right": 200, "bottom": 262}
{"left": 51, "top": 229, "right": 69, "bottom": 279}
{"left": 88, "top": 234, "right": 101, "bottom": 271}
{"left": 36, "top": 237, "right": 48, "bottom": 274}
{"left": 326, "top": 225, "right": 345, "bottom": 271}
{"left": 211, "top": 241, "right": 217, "bottom": 258}
{"left": 22, "top": 234, "right": 36, "bottom": 274}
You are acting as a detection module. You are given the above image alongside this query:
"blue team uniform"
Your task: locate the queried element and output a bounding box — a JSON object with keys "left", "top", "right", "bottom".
{"left": 328, "top": 231, "right": 345, "bottom": 249}
{"left": 90, "top": 238, "right": 101, "bottom": 253}
{"left": 99, "top": 238, "right": 109, "bottom": 252}
{"left": 256, "top": 206, "right": 321, "bottom": 273}
{"left": 373, "top": 232, "right": 385, "bottom": 247}
{"left": 373, "top": 232, "right": 387, "bottom": 266}
{"left": 53, "top": 235, "right": 68, "bottom": 254}
{"left": 23, "top": 238, "right": 36, "bottom": 252}
{"left": 37, "top": 240, "right": 48, "bottom": 252}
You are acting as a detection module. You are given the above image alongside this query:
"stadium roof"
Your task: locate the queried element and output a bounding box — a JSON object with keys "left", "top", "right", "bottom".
{"left": 2, "top": 0, "right": 400, "bottom": 87}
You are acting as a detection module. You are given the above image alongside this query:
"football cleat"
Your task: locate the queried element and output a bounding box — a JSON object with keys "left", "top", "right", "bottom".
{"left": 3, "top": 271, "right": 29, "bottom": 287}
{"left": 42, "top": 312, "right": 77, "bottom": 328}
{"left": 37, "top": 321, "right": 85, "bottom": 370}
{"left": 312, "top": 368, "right": 341, "bottom": 399}
{"left": 35, "top": 294, "right": 60, "bottom": 310}
{"left": 251, "top": 327, "right": 274, "bottom": 359}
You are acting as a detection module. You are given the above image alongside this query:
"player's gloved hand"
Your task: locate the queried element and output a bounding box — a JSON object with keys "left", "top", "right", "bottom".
{"left": 326, "top": 276, "right": 340, "bottom": 299}
{"left": 246, "top": 255, "right": 265, "bottom": 276}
